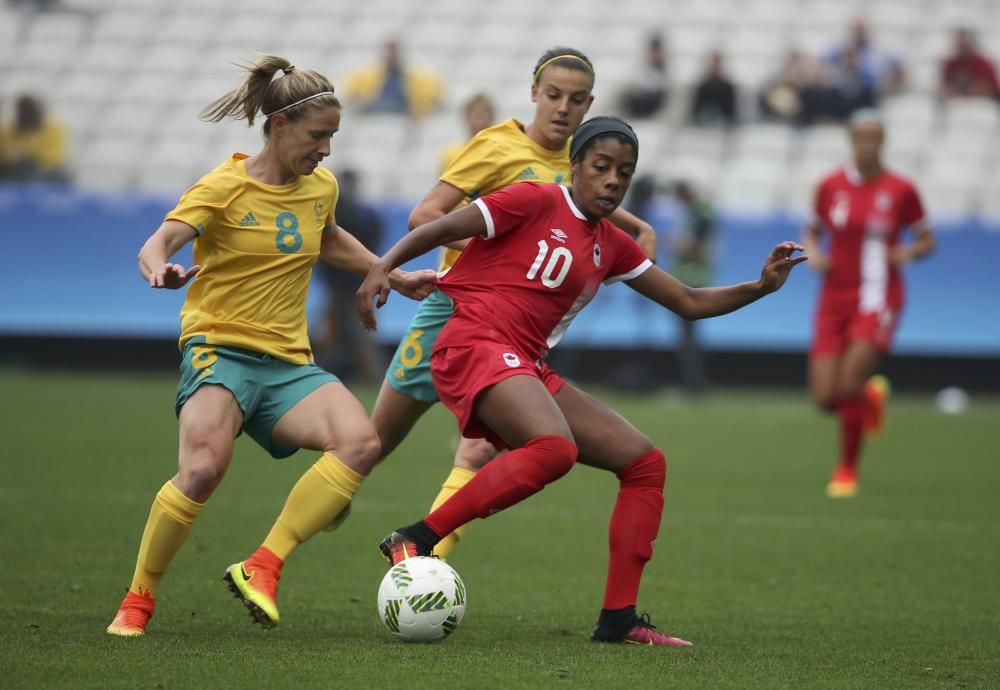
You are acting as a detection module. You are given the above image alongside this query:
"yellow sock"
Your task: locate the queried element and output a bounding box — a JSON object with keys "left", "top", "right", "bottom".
{"left": 262, "top": 452, "right": 362, "bottom": 561}
{"left": 429, "top": 466, "right": 476, "bottom": 560}
{"left": 129, "top": 481, "right": 204, "bottom": 597}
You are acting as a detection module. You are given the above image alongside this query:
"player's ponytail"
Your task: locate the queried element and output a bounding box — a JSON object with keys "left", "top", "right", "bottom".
{"left": 200, "top": 54, "right": 341, "bottom": 135}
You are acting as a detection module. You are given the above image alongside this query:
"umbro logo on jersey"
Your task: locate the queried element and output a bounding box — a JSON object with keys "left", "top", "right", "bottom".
{"left": 549, "top": 228, "right": 568, "bottom": 243}
{"left": 518, "top": 167, "right": 539, "bottom": 181}
{"left": 239, "top": 211, "right": 261, "bottom": 227}
{"left": 502, "top": 353, "right": 521, "bottom": 368}
{"left": 593, "top": 243, "right": 602, "bottom": 267}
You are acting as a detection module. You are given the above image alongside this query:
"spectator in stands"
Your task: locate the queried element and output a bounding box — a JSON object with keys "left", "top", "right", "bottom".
{"left": 824, "top": 19, "right": 905, "bottom": 99}
{"left": 668, "top": 180, "right": 716, "bottom": 396}
{"left": 439, "top": 92, "right": 496, "bottom": 171}
{"left": 759, "top": 49, "right": 826, "bottom": 125}
{"left": 620, "top": 33, "right": 669, "bottom": 119}
{"left": 940, "top": 27, "right": 1000, "bottom": 101}
{"left": 344, "top": 39, "right": 444, "bottom": 119}
{"left": 313, "top": 169, "right": 385, "bottom": 384}
{"left": 819, "top": 46, "right": 878, "bottom": 122}
{"left": 0, "top": 94, "right": 68, "bottom": 183}
{"left": 690, "top": 51, "right": 738, "bottom": 127}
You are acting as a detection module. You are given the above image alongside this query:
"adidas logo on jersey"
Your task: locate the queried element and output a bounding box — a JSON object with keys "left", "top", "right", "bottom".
{"left": 549, "top": 228, "right": 568, "bottom": 243}
{"left": 517, "top": 167, "right": 539, "bottom": 181}
{"left": 239, "top": 211, "right": 261, "bottom": 227}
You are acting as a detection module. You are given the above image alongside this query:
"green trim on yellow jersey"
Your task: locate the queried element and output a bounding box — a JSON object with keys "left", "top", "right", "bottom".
{"left": 167, "top": 153, "right": 340, "bottom": 364}
{"left": 436, "top": 118, "right": 572, "bottom": 271}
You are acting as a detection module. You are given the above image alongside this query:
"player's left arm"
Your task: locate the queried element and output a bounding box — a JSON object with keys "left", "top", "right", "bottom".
{"left": 320, "top": 222, "right": 436, "bottom": 301}
{"left": 890, "top": 185, "right": 936, "bottom": 266}
{"left": 626, "top": 241, "right": 807, "bottom": 320}
{"left": 890, "top": 219, "right": 936, "bottom": 266}
{"left": 609, "top": 206, "right": 657, "bottom": 261}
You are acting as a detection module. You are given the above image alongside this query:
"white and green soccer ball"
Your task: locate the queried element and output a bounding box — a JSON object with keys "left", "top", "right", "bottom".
{"left": 377, "top": 556, "right": 466, "bottom": 642}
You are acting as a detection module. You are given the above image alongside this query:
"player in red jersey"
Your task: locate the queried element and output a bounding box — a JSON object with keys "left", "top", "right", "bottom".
{"left": 803, "top": 110, "right": 936, "bottom": 498}
{"left": 358, "top": 117, "right": 806, "bottom": 646}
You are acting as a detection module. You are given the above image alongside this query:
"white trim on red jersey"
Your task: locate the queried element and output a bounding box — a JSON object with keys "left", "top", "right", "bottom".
{"left": 472, "top": 198, "right": 496, "bottom": 239}
{"left": 558, "top": 185, "right": 588, "bottom": 220}
{"left": 604, "top": 259, "right": 653, "bottom": 285}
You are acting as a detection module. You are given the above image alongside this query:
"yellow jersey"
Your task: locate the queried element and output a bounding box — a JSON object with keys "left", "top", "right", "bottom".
{"left": 437, "top": 118, "right": 571, "bottom": 271}
{"left": 166, "top": 153, "right": 339, "bottom": 364}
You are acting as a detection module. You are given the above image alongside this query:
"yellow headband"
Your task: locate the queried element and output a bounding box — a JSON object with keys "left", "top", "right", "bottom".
{"left": 534, "top": 54, "right": 593, "bottom": 80}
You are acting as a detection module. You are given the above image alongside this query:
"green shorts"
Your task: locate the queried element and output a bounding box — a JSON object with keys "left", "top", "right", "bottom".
{"left": 175, "top": 337, "right": 339, "bottom": 459}
{"left": 386, "top": 288, "right": 453, "bottom": 404}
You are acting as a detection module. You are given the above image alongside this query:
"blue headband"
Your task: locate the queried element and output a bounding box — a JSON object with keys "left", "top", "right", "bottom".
{"left": 570, "top": 116, "right": 639, "bottom": 161}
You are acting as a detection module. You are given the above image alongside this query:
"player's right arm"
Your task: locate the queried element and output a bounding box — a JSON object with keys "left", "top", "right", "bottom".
{"left": 138, "top": 220, "right": 200, "bottom": 289}
{"left": 409, "top": 182, "right": 471, "bottom": 251}
{"left": 408, "top": 129, "right": 503, "bottom": 249}
{"left": 356, "top": 204, "right": 487, "bottom": 330}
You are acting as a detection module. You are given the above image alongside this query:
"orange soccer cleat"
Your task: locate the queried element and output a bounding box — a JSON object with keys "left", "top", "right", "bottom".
{"left": 106, "top": 590, "right": 155, "bottom": 637}
{"left": 826, "top": 465, "right": 859, "bottom": 498}
{"left": 223, "top": 547, "right": 283, "bottom": 628}
{"left": 378, "top": 530, "right": 432, "bottom": 565}
{"left": 863, "top": 375, "right": 891, "bottom": 437}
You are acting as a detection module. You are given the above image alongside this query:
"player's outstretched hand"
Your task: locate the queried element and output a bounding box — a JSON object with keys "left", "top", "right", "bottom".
{"left": 356, "top": 263, "right": 393, "bottom": 332}
{"left": 150, "top": 263, "right": 200, "bottom": 289}
{"left": 390, "top": 268, "right": 437, "bottom": 301}
{"left": 759, "top": 241, "right": 807, "bottom": 293}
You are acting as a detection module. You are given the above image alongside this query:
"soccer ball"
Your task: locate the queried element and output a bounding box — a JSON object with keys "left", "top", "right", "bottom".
{"left": 377, "top": 557, "right": 466, "bottom": 642}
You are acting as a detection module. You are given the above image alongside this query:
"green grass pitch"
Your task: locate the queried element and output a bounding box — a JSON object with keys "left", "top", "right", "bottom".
{"left": 0, "top": 368, "right": 997, "bottom": 689}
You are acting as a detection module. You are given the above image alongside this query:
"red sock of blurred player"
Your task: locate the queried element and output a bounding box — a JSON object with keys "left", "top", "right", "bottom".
{"left": 836, "top": 395, "right": 866, "bottom": 475}
{"left": 603, "top": 449, "right": 666, "bottom": 610}
{"left": 424, "top": 435, "right": 577, "bottom": 538}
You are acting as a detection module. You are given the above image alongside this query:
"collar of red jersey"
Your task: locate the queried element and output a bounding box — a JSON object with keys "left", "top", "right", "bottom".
{"left": 559, "top": 185, "right": 588, "bottom": 220}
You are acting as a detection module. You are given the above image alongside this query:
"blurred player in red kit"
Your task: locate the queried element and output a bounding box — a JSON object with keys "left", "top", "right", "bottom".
{"left": 803, "top": 109, "right": 936, "bottom": 498}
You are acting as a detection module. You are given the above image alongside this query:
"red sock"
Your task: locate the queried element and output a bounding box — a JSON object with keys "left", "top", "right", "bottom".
{"left": 837, "top": 395, "right": 865, "bottom": 472}
{"left": 247, "top": 546, "right": 284, "bottom": 573}
{"left": 603, "top": 449, "right": 666, "bottom": 610}
{"left": 424, "top": 435, "right": 577, "bottom": 538}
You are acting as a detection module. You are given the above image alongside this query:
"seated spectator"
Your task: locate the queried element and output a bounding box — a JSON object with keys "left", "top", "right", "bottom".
{"left": 439, "top": 92, "right": 496, "bottom": 171}
{"left": 940, "top": 28, "right": 1000, "bottom": 100}
{"left": 344, "top": 39, "right": 444, "bottom": 119}
{"left": 0, "top": 94, "right": 69, "bottom": 183}
{"left": 690, "top": 51, "right": 738, "bottom": 127}
{"left": 824, "top": 18, "right": 905, "bottom": 99}
{"left": 759, "top": 50, "right": 825, "bottom": 124}
{"left": 620, "top": 33, "right": 669, "bottom": 119}
{"left": 815, "top": 46, "right": 877, "bottom": 123}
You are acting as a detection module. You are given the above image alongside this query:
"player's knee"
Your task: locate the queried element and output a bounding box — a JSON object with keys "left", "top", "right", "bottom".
{"left": 813, "top": 389, "right": 838, "bottom": 412}
{"left": 454, "top": 438, "right": 498, "bottom": 470}
{"left": 617, "top": 448, "right": 667, "bottom": 489}
{"left": 526, "top": 434, "right": 578, "bottom": 480}
{"left": 177, "top": 450, "right": 228, "bottom": 499}
{"left": 332, "top": 430, "right": 382, "bottom": 475}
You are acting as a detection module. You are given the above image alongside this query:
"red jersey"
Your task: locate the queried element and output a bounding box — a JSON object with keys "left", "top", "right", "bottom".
{"left": 436, "top": 182, "right": 651, "bottom": 359}
{"left": 812, "top": 166, "right": 926, "bottom": 312}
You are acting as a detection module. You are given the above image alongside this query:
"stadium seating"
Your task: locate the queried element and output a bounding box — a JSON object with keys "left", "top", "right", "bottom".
{"left": 2, "top": 0, "right": 1000, "bottom": 219}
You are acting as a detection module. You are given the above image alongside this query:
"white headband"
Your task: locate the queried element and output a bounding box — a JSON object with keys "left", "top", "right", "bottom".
{"left": 264, "top": 91, "right": 336, "bottom": 117}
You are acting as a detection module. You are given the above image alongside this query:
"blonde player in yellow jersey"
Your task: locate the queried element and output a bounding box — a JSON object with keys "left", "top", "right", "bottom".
{"left": 370, "top": 48, "right": 658, "bottom": 558}
{"left": 105, "top": 55, "right": 435, "bottom": 637}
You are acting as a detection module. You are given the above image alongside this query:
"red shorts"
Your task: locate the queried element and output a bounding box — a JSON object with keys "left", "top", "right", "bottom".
{"left": 810, "top": 303, "right": 900, "bottom": 357}
{"left": 431, "top": 334, "right": 565, "bottom": 450}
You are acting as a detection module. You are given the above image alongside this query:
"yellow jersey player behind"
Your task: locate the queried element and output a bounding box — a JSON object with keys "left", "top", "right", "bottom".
{"left": 365, "top": 47, "right": 658, "bottom": 559}
{"left": 106, "top": 54, "right": 435, "bottom": 637}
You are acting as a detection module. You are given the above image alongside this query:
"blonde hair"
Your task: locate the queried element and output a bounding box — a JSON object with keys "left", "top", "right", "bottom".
{"left": 200, "top": 54, "right": 341, "bottom": 134}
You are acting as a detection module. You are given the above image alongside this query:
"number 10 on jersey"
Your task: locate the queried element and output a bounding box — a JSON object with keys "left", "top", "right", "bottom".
{"left": 526, "top": 240, "right": 573, "bottom": 289}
